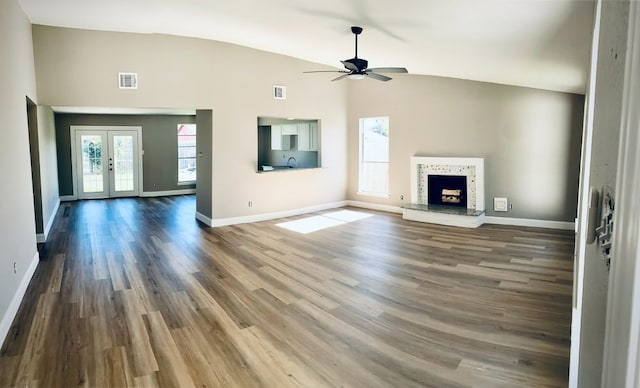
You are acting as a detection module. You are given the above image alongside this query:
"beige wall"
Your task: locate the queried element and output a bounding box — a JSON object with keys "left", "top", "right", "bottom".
{"left": 32, "top": 25, "right": 584, "bottom": 223}
{"left": 33, "top": 25, "right": 349, "bottom": 220}
{"left": 347, "top": 75, "right": 584, "bottom": 222}
{"left": 36, "top": 106, "right": 60, "bottom": 235}
{"left": 0, "top": 0, "right": 39, "bottom": 339}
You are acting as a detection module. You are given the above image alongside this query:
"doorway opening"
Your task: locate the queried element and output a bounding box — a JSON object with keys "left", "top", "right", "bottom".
{"left": 70, "top": 126, "right": 142, "bottom": 199}
{"left": 26, "top": 97, "right": 44, "bottom": 239}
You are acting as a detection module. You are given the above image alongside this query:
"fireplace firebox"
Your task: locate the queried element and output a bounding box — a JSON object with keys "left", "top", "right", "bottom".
{"left": 427, "top": 175, "right": 467, "bottom": 208}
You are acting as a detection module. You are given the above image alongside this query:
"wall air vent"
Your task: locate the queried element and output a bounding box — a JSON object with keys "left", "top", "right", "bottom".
{"left": 273, "top": 85, "right": 286, "bottom": 100}
{"left": 119, "top": 72, "right": 138, "bottom": 89}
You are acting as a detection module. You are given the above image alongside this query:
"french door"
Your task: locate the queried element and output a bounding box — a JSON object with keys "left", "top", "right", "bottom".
{"left": 74, "top": 128, "right": 140, "bottom": 199}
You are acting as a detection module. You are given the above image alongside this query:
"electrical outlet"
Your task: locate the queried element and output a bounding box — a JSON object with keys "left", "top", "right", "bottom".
{"left": 13, "top": 261, "right": 17, "bottom": 274}
{"left": 248, "top": 201, "right": 253, "bottom": 207}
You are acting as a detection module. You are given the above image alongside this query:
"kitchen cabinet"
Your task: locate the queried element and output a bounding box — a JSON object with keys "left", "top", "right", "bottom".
{"left": 281, "top": 124, "right": 298, "bottom": 135}
{"left": 271, "top": 125, "right": 290, "bottom": 150}
{"left": 298, "top": 122, "right": 318, "bottom": 151}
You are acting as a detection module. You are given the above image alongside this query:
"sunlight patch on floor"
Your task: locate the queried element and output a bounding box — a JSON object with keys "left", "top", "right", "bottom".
{"left": 276, "top": 210, "right": 373, "bottom": 234}
{"left": 322, "top": 210, "right": 373, "bottom": 223}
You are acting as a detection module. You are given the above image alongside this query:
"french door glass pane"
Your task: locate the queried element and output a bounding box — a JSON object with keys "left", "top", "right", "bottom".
{"left": 81, "top": 135, "right": 103, "bottom": 193}
{"left": 112, "top": 135, "right": 134, "bottom": 192}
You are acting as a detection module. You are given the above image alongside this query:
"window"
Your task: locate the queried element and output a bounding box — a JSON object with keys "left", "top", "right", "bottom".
{"left": 177, "top": 124, "right": 196, "bottom": 183}
{"left": 358, "top": 117, "right": 389, "bottom": 196}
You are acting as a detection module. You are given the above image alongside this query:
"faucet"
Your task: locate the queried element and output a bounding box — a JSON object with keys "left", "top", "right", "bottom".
{"left": 287, "top": 157, "right": 297, "bottom": 168}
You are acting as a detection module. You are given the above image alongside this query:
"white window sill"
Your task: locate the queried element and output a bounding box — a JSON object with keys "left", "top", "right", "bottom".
{"left": 357, "top": 191, "right": 390, "bottom": 199}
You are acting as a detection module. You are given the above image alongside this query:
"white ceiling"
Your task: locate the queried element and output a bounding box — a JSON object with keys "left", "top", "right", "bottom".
{"left": 19, "top": 0, "right": 594, "bottom": 94}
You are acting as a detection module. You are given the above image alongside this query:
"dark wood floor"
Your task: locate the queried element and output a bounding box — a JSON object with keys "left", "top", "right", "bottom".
{"left": 0, "top": 195, "right": 574, "bottom": 387}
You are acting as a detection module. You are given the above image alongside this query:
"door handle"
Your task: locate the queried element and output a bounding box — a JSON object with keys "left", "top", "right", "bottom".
{"left": 586, "top": 187, "right": 599, "bottom": 244}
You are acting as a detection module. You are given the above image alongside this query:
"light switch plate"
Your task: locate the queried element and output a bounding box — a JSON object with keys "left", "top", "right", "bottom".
{"left": 494, "top": 197, "right": 508, "bottom": 212}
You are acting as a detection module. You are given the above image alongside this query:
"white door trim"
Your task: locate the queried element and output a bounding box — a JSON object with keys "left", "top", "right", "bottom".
{"left": 70, "top": 126, "right": 143, "bottom": 200}
{"left": 602, "top": 1, "right": 640, "bottom": 386}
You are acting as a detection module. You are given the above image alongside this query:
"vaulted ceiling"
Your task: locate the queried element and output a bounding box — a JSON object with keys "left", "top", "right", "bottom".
{"left": 18, "top": 0, "right": 594, "bottom": 94}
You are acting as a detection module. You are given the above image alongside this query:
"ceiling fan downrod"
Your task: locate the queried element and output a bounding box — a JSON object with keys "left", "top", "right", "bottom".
{"left": 352, "top": 26, "right": 362, "bottom": 59}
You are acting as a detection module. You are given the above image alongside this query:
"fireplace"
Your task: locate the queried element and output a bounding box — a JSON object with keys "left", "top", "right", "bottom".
{"left": 428, "top": 175, "right": 467, "bottom": 208}
{"left": 404, "top": 156, "right": 485, "bottom": 228}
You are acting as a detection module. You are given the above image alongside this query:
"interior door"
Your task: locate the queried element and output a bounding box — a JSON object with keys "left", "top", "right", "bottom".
{"left": 75, "top": 129, "right": 140, "bottom": 199}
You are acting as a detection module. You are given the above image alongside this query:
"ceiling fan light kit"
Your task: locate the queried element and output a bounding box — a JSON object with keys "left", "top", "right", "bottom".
{"left": 304, "top": 26, "right": 408, "bottom": 82}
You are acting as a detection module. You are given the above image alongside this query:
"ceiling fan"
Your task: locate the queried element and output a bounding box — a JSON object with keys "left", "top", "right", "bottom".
{"left": 304, "top": 26, "right": 408, "bottom": 82}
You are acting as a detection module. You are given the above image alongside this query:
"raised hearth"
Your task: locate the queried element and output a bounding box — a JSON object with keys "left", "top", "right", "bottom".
{"left": 403, "top": 203, "right": 486, "bottom": 228}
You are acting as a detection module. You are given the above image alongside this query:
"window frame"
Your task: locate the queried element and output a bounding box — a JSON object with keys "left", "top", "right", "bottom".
{"left": 177, "top": 123, "right": 197, "bottom": 184}
{"left": 358, "top": 116, "right": 390, "bottom": 197}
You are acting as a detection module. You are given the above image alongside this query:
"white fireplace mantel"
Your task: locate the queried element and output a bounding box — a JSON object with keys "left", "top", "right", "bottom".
{"left": 405, "top": 157, "right": 486, "bottom": 228}
{"left": 410, "top": 156, "right": 485, "bottom": 211}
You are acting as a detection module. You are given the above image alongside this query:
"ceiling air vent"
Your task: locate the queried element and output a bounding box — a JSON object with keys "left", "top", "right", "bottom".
{"left": 273, "top": 85, "right": 286, "bottom": 100}
{"left": 119, "top": 72, "right": 138, "bottom": 89}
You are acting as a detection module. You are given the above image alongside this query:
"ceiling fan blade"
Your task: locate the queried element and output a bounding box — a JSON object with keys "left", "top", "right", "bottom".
{"left": 303, "top": 70, "right": 348, "bottom": 74}
{"left": 341, "top": 60, "right": 358, "bottom": 72}
{"left": 365, "top": 67, "right": 408, "bottom": 74}
{"left": 331, "top": 74, "right": 350, "bottom": 82}
{"left": 366, "top": 72, "right": 392, "bottom": 82}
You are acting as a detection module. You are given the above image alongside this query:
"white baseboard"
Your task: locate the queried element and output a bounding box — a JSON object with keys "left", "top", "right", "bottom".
{"left": 195, "top": 211, "right": 213, "bottom": 226}
{"left": 0, "top": 251, "right": 39, "bottom": 348}
{"left": 484, "top": 216, "right": 575, "bottom": 230}
{"left": 139, "top": 188, "right": 196, "bottom": 197}
{"left": 62, "top": 189, "right": 195, "bottom": 200}
{"left": 36, "top": 199, "right": 60, "bottom": 243}
{"left": 210, "top": 201, "right": 348, "bottom": 227}
{"left": 345, "top": 200, "right": 403, "bottom": 214}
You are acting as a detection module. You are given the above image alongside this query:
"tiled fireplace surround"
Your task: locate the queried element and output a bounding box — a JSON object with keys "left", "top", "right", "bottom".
{"left": 404, "top": 157, "right": 486, "bottom": 228}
